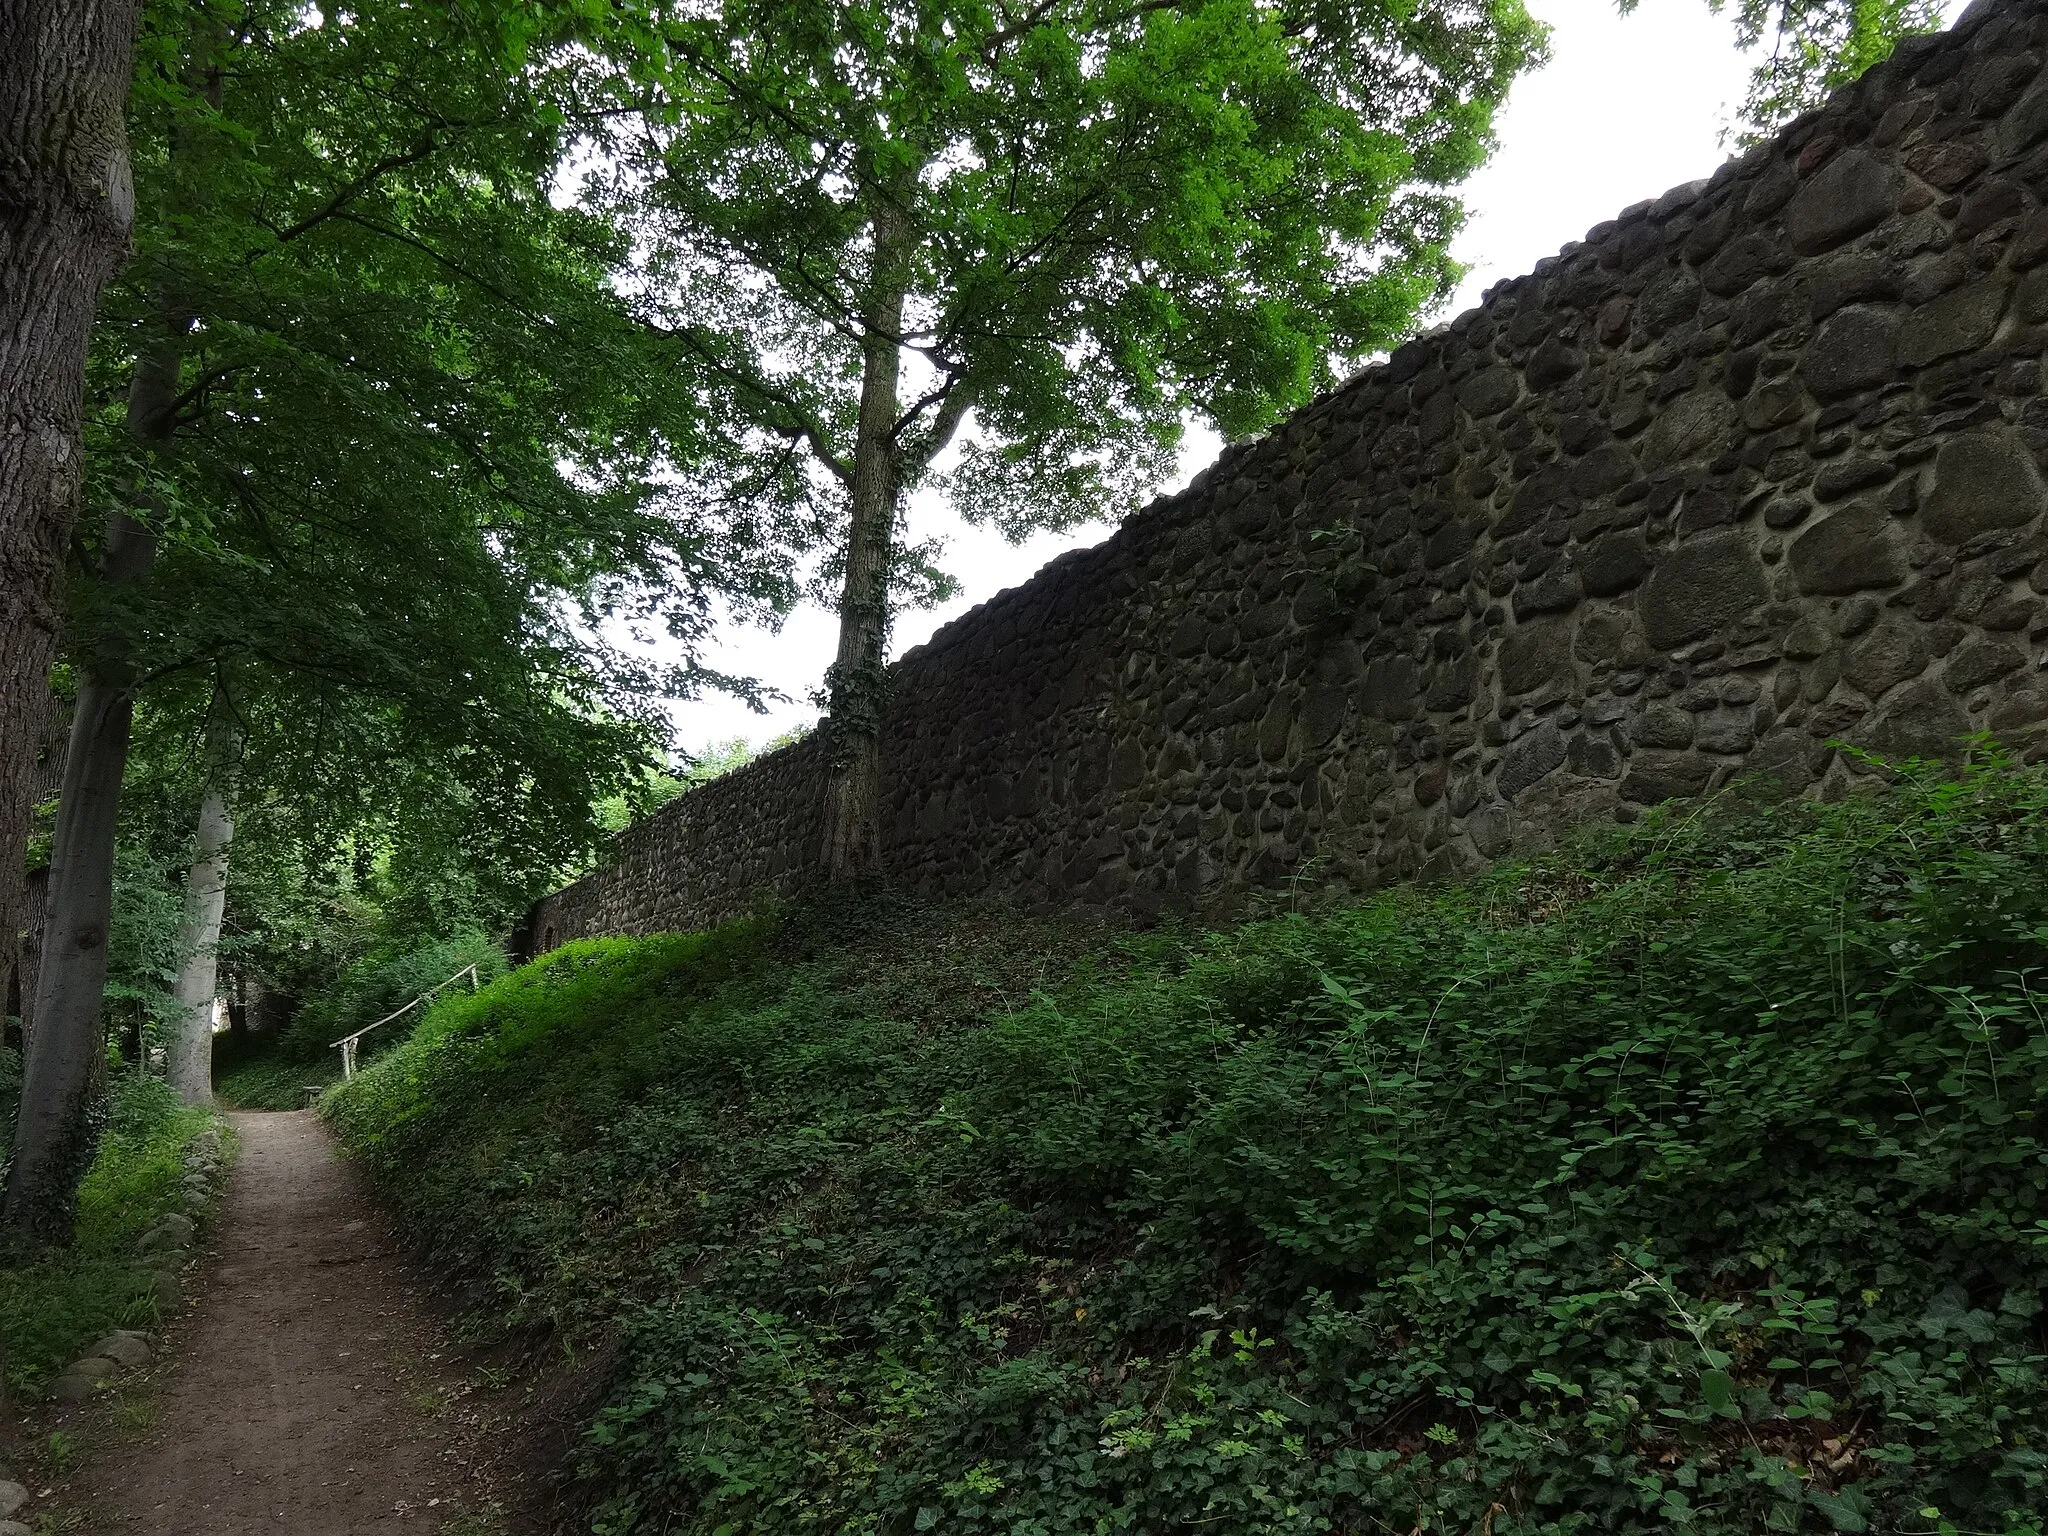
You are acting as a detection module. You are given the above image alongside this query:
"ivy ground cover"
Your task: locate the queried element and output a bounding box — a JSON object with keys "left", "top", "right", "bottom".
{"left": 329, "top": 760, "right": 2048, "bottom": 1535}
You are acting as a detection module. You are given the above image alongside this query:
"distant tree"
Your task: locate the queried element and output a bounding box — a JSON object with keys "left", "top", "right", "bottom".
{"left": 594, "top": 0, "right": 1548, "bottom": 877}
{"left": 594, "top": 727, "right": 814, "bottom": 834}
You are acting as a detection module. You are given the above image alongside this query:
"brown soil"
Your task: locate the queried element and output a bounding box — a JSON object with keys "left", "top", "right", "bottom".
{"left": 54, "top": 1110, "right": 544, "bottom": 1535}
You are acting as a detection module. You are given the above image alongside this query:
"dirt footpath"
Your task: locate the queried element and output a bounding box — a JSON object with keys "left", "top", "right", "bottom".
{"left": 62, "top": 1110, "right": 533, "bottom": 1535}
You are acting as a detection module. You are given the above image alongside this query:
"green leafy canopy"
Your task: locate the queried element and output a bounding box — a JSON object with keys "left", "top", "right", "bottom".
{"left": 590, "top": 0, "right": 1547, "bottom": 551}
{"left": 81, "top": 0, "right": 816, "bottom": 912}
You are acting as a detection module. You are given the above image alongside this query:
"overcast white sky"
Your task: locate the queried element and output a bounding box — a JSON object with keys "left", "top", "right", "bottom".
{"left": 651, "top": 0, "right": 1932, "bottom": 759}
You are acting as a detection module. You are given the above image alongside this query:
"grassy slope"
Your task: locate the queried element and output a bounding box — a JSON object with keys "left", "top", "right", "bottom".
{"left": 330, "top": 763, "right": 2048, "bottom": 1536}
{"left": 0, "top": 1076, "right": 228, "bottom": 1394}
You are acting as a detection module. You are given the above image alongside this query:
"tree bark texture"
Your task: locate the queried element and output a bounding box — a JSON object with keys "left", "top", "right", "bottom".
{"left": 819, "top": 196, "right": 912, "bottom": 879}
{"left": 2, "top": 339, "right": 172, "bottom": 1239}
{"left": 4, "top": 667, "right": 134, "bottom": 1239}
{"left": 167, "top": 735, "right": 236, "bottom": 1106}
{"left": 13, "top": 866, "right": 48, "bottom": 1050}
{"left": 14, "top": 687, "right": 71, "bottom": 1052}
{"left": 0, "top": 0, "right": 145, "bottom": 1113}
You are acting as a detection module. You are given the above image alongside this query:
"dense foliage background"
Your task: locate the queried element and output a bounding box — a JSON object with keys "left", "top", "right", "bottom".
{"left": 328, "top": 757, "right": 2048, "bottom": 1535}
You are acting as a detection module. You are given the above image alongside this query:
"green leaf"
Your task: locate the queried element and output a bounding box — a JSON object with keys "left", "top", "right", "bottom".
{"left": 1699, "top": 1369, "right": 1739, "bottom": 1419}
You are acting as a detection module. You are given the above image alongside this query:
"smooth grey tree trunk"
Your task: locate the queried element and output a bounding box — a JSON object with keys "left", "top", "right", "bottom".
{"left": 2, "top": 354, "right": 172, "bottom": 1240}
{"left": 15, "top": 688, "right": 72, "bottom": 1053}
{"left": 818, "top": 195, "right": 912, "bottom": 879}
{"left": 166, "top": 745, "right": 235, "bottom": 1105}
{"left": 3, "top": 658, "right": 137, "bottom": 1238}
{"left": 0, "top": 1, "right": 145, "bottom": 1100}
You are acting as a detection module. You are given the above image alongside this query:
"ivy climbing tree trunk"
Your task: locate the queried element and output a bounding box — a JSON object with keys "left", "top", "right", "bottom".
{"left": 818, "top": 194, "right": 911, "bottom": 880}
{"left": 0, "top": 0, "right": 144, "bottom": 1097}
{"left": 166, "top": 720, "right": 236, "bottom": 1106}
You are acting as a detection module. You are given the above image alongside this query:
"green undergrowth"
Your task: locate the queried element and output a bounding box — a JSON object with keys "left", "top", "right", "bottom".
{"left": 330, "top": 759, "right": 2048, "bottom": 1535}
{"left": 0, "top": 1075, "right": 228, "bottom": 1394}
{"left": 214, "top": 1039, "right": 341, "bottom": 1110}
{"left": 280, "top": 928, "right": 507, "bottom": 1063}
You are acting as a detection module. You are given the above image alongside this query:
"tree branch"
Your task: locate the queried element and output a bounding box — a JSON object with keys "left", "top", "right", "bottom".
{"left": 255, "top": 131, "right": 445, "bottom": 252}
{"left": 893, "top": 371, "right": 974, "bottom": 474}
{"left": 325, "top": 210, "right": 545, "bottom": 320}
{"left": 638, "top": 314, "right": 853, "bottom": 485}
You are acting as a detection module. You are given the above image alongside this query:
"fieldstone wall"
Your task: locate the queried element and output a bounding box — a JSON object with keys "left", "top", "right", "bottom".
{"left": 529, "top": 0, "right": 2048, "bottom": 947}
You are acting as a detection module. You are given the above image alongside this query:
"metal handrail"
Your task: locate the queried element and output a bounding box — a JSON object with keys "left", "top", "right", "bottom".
{"left": 331, "top": 961, "right": 481, "bottom": 1078}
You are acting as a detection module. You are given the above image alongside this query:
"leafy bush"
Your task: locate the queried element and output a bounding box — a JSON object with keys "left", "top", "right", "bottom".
{"left": 330, "top": 760, "right": 2048, "bottom": 1535}
{"left": 0, "top": 1073, "right": 224, "bottom": 1394}
{"left": 280, "top": 928, "right": 506, "bottom": 1064}
{"left": 103, "top": 838, "right": 191, "bottom": 1059}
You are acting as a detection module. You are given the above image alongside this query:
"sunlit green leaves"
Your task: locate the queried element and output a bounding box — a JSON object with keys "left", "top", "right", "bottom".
{"left": 91, "top": 0, "right": 805, "bottom": 924}
{"left": 600, "top": 0, "right": 1546, "bottom": 558}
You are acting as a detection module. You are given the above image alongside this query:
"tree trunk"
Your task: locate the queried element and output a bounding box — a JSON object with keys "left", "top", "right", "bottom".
{"left": 12, "top": 685, "right": 71, "bottom": 1054}
{"left": 2, "top": 640, "right": 141, "bottom": 1240}
{"left": 0, "top": 0, "right": 145, "bottom": 1118}
{"left": 2, "top": 347, "right": 173, "bottom": 1240}
{"left": 3, "top": 11, "right": 219, "bottom": 1238}
{"left": 819, "top": 196, "right": 912, "bottom": 878}
{"left": 1, "top": 682, "right": 64, "bottom": 1047}
{"left": 166, "top": 721, "right": 236, "bottom": 1105}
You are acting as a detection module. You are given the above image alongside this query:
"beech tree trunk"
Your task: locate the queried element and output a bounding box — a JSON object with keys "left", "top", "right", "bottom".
{"left": 166, "top": 750, "right": 234, "bottom": 1106}
{"left": 0, "top": 0, "right": 145, "bottom": 1111}
{"left": 2, "top": 340, "right": 173, "bottom": 1240}
{"left": 15, "top": 688, "right": 71, "bottom": 1052}
{"left": 3, "top": 624, "right": 143, "bottom": 1239}
{"left": 819, "top": 197, "right": 911, "bottom": 879}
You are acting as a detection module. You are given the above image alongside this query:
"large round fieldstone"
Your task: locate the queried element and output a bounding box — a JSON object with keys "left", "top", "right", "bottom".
{"left": 1788, "top": 504, "right": 1906, "bottom": 594}
{"left": 1497, "top": 722, "right": 1567, "bottom": 798}
{"left": 1458, "top": 365, "right": 1519, "bottom": 417}
{"left": 1785, "top": 149, "right": 1898, "bottom": 254}
{"left": 1639, "top": 389, "right": 1738, "bottom": 471}
{"left": 1920, "top": 431, "right": 2048, "bottom": 544}
{"left": 1851, "top": 677, "right": 1972, "bottom": 761}
{"left": 1843, "top": 617, "right": 1930, "bottom": 700}
{"left": 1898, "top": 273, "right": 2013, "bottom": 368}
{"left": 1620, "top": 749, "right": 1717, "bottom": 804}
{"left": 1800, "top": 305, "right": 1899, "bottom": 399}
{"left": 1499, "top": 619, "right": 1574, "bottom": 696}
{"left": 1359, "top": 654, "right": 1421, "bottom": 721}
{"left": 2001, "top": 82, "right": 2048, "bottom": 159}
{"left": 1582, "top": 532, "right": 1652, "bottom": 596}
{"left": 1638, "top": 532, "right": 1769, "bottom": 649}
